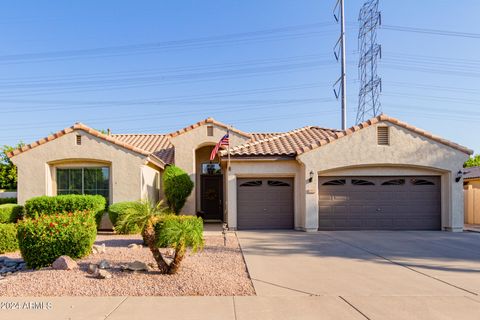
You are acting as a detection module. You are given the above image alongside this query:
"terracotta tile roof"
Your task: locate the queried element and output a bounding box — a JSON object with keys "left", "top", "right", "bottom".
{"left": 7, "top": 123, "right": 166, "bottom": 168}
{"left": 251, "top": 133, "right": 283, "bottom": 141}
{"left": 223, "top": 126, "right": 341, "bottom": 157}
{"left": 112, "top": 134, "right": 174, "bottom": 164}
{"left": 168, "top": 117, "right": 251, "bottom": 138}
{"left": 221, "top": 114, "right": 473, "bottom": 157}
{"left": 464, "top": 166, "right": 480, "bottom": 180}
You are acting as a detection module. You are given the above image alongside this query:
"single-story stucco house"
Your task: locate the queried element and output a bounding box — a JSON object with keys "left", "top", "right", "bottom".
{"left": 8, "top": 114, "right": 472, "bottom": 231}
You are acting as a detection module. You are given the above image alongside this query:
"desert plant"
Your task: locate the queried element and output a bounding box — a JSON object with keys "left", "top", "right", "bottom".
{"left": 0, "top": 223, "right": 18, "bottom": 253}
{"left": 17, "top": 211, "right": 97, "bottom": 268}
{"left": 0, "top": 204, "right": 24, "bottom": 223}
{"left": 155, "top": 214, "right": 204, "bottom": 274}
{"left": 116, "top": 200, "right": 171, "bottom": 272}
{"left": 24, "top": 194, "right": 106, "bottom": 227}
{"left": 108, "top": 201, "right": 144, "bottom": 234}
{"left": 162, "top": 165, "right": 194, "bottom": 214}
{"left": 116, "top": 200, "right": 202, "bottom": 274}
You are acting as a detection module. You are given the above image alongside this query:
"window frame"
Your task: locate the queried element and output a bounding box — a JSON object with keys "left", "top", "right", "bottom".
{"left": 56, "top": 166, "right": 110, "bottom": 201}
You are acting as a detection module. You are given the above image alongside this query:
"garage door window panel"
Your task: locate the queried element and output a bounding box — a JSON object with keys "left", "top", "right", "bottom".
{"left": 381, "top": 179, "right": 405, "bottom": 186}
{"left": 411, "top": 178, "right": 435, "bottom": 186}
{"left": 267, "top": 180, "right": 290, "bottom": 187}
{"left": 322, "top": 179, "right": 346, "bottom": 186}
{"left": 239, "top": 180, "right": 262, "bottom": 187}
{"left": 351, "top": 179, "right": 375, "bottom": 186}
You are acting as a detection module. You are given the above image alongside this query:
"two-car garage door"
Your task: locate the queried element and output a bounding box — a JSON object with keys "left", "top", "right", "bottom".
{"left": 318, "top": 176, "right": 441, "bottom": 230}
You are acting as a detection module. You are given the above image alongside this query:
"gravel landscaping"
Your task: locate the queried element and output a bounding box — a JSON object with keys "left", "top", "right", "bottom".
{"left": 0, "top": 233, "right": 255, "bottom": 296}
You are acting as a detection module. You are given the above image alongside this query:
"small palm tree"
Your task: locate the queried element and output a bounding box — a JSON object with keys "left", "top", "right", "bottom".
{"left": 116, "top": 200, "right": 171, "bottom": 273}
{"left": 116, "top": 199, "right": 204, "bottom": 274}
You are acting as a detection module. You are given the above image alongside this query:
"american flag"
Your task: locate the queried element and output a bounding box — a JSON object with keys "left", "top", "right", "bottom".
{"left": 210, "top": 133, "right": 229, "bottom": 161}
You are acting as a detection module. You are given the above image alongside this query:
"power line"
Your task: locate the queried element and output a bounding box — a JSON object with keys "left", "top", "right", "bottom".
{"left": 0, "top": 22, "right": 339, "bottom": 64}
{"left": 0, "top": 60, "right": 337, "bottom": 97}
{"left": 0, "top": 98, "right": 337, "bottom": 130}
{"left": 382, "top": 24, "right": 480, "bottom": 39}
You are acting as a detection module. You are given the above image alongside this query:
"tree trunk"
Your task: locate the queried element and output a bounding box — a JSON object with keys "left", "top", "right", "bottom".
{"left": 142, "top": 221, "right": 169, "bottom": 274}
{"left": 167, "top": 244, "right": 186, "bottom": 274}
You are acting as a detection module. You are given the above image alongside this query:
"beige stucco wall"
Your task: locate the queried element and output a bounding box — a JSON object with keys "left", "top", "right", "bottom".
{"left": 225, "top": 160, "right": 303, "bottom": 230}
{"left": 297, "top": 121, "right": 469, "bottom": 231}
{"left": 141, "top": 164, "right": 160, "bottom": 203}
{"left": 10, "top": 130, "right": 155, "bottom": 204}
{"left": 169, "top": 124, "right": 250, "bottom": 214}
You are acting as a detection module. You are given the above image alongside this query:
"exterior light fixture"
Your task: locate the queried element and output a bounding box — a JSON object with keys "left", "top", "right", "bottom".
{"left": 455, "top": 170, "right": 463, "bottom": 183}
{"left": 308, "top": 170, "right": 314, "bottom": 183}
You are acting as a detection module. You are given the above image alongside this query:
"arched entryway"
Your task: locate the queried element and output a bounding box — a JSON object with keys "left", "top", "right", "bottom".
{"left": 195, "top": 145, "right": 224, "bottom": 221}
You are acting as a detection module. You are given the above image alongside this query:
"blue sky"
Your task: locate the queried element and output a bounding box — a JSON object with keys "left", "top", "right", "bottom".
{"left": 1, "top": 0, "right": 479, "bottom": 153}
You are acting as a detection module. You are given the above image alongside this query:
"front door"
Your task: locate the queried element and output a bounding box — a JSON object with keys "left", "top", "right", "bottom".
{"left": 201, "top": 174, "right": 223, "bottom": 220}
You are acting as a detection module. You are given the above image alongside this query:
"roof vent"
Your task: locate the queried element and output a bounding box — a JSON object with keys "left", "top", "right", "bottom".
{"left": 76, "top": 135, "right": 82, "bottom": 145}
{"left": 377, "top": 126, "right": 389, "bottom": 145}
{"left": 207, "top": 126, "right": 214, "bottom": 136}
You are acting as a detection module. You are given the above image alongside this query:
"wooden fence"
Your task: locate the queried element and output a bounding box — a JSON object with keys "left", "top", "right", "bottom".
{"left": 464, "top": 186, "right": 480, "bottom": 224}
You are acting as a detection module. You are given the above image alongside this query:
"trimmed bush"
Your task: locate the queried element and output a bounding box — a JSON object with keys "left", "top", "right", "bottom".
{"left": 154, "top": 215, "right": 204, "bottom": 251}
{"left": 0, "top": 223, "right": 18, "bottom": 253}
{"left": 0, "top": 204, "right": 24, "bottom": 223}
{"left": 24, "top": 195, "right": 106, "bottom": 227}
{"left": 162, "top": 165, "right": 194, "bottom": 214}
{"left": 109, "top": 201, "right": 144, "bottom": 234}
{"left": 17, "top": 211, "right": 97, "bottom": 269}
{"left": 0, "top": 197, "right": 17, "bottom": 205}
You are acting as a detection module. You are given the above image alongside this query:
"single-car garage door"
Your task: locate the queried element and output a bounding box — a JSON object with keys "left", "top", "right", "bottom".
{"left": 318, "top": 176, "right": 441, "bottom": 230}
{"left": 237, "top": 178, "right": 294, "bottom": 229}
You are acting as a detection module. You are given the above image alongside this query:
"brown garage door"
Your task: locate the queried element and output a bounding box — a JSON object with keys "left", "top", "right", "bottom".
{"left": 318, "top": 176, "right": 441, "bottom": 230}
{"left": 237, "top": 178, "right": 294, "bottom": 230}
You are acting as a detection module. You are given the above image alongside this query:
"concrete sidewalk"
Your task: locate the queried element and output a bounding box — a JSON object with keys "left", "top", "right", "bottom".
{"left": 2, "top": 295, "right": 480, "bottom": 320}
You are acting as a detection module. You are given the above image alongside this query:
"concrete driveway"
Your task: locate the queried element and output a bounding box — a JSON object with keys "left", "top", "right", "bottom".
{"left": 237, "top": 231, "right": 480, "bottom": 319}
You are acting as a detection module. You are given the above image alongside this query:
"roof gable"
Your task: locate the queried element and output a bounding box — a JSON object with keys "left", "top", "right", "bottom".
{"left": 167, "top": 117, "right": 251, "bottom": 138}
{"left": 7, "top": 123, "right": 166, "bottom": 168}
{"left": 296, "top": 115, "right": 472, "bottom": 156}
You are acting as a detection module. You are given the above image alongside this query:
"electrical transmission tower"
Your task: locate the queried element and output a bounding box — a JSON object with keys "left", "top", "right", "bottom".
{"left": 333, "top": 0, "right": 347, "bottom": 130}
{"left": 356, "top": 0, "right": 382, "bottom": 124}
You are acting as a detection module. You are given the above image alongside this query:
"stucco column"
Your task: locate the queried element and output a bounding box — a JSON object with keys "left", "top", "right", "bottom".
{"left": 303, "top": 166, "right": 319, "bottom": 231}
{"left": 226, "top": 173, "right": 237, "bottom": 230}
{"left": 450, "top": 173, "right": 465, "bottom": 232}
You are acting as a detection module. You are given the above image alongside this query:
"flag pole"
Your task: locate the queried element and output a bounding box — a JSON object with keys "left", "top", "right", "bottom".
{"left": 227, "top": 127, "right": 231, "bottom": 171}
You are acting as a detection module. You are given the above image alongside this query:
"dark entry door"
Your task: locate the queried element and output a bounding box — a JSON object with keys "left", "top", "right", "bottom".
{"left": 201, "top": 175, "right": 223, "bottom": 220}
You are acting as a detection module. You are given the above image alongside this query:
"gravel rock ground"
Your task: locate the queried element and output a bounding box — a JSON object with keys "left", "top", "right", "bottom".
{"left": 0, "top": 233, "right": 255, "bottom": 296}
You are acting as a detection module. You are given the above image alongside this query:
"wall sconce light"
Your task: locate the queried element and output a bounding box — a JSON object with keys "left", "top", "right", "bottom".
{"left": 455, "top": 170, "right": 463, "bottom": 183}
{"left": 308, "top": 170, "right": 314, "bottom": 183}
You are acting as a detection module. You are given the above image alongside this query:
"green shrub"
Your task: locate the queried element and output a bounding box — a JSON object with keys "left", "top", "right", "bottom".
{"left": 0, "top": 197, "right": 17, "bottom": 205}
{"left": 0, "top": 204, "right": 24, "bottom": 223}
{"left": 0, "top": 223, "right": 18, "bottom": 253}
{"left": 17, "top": 211, "right": 97, "bottom": 269}
{"left": 162, "top": 165, "right": 194, "bottom": 214}
{"left": 109, "top": 201, "right": 144, "bottom": 234}
{"left": 154, "top": 214, "right": 204, "bottom": 251}
{"left": 24, "top": 195, "right": 106, "bottom": 227}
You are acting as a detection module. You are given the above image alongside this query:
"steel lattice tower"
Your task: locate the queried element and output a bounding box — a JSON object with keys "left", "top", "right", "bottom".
{"left": 356, "top": 0, "right": 382, "bottom": 124}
